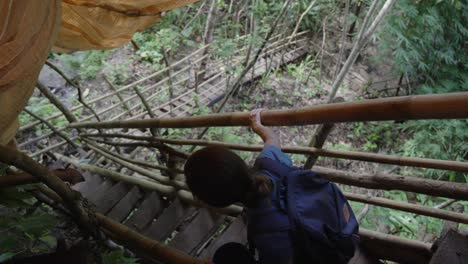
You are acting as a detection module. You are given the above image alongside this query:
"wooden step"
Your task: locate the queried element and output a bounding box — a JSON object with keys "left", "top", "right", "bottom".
{"left": 143, "top": 198, "right": 196, "bottom": 241}
{"left": 125, "top": 192, "right": 164, "bottom": 232}
{"left": 107, "top": 186, "right": 143, "bottom": 222}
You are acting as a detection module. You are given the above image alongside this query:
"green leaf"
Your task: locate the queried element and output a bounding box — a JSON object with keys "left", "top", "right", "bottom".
{"left": 17, "top": 215, "right": 58, "bottom": 238}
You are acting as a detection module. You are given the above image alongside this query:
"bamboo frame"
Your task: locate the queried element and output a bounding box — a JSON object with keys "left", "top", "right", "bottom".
{"left": 80, "top": 134, "right": 468, "bottom": 173}
{"left": 69, "top": 92, "right": 468, "bottom": 129}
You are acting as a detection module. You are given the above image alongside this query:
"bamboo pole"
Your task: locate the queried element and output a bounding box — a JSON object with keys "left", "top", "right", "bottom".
{"left": 314, "top": 166, "right": 468, "bottom": 200}
{"left": 0, "top": 145, "right": 100, "bottom": 238}
{"left": 84, "top": 141, "right": 177, "bottom": 185}
{"left": 56, "top": 153, "right": 175, "bottom": 196}
{"left": 36, "top": 81, "right": 78, "bottom": 123}
{"left": 79, "top": 134, "right": 468, "bottom": 173}
{"left": 91, "top": 139, "right": 190, "bottom": 159}
{"left": 69, "top": 92, "right": 468, "bottom": 129}
{"left": 345, "top": 193, "right": 468, "bottom": 224}
{"left": 359, "top": 229, "right": 432, "bottom": 264}
{"left": 45, "top": 60, "right": 101, "bottom": 121}
{"left": 104, "top": 76, "right": 133, "bottom": 116}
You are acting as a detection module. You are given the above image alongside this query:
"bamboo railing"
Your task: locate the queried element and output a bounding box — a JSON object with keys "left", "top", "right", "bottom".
{"left": 69, "top": 92, "right": 468, "bottom": 129}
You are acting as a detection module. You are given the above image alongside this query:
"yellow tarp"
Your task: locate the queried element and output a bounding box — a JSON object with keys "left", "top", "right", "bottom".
{"left": 0, "top": 0, "right": 198, "bottom": 146}
{"left": 56, "top": 0, "right": 198, "bottom": 52}
{"left": 0, "top": 0, "right": 61, "bottom": 146}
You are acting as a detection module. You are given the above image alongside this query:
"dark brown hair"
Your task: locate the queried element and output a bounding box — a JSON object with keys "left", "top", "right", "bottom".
{"left": 184, "top": 146, "right": 271, "bottom": 208}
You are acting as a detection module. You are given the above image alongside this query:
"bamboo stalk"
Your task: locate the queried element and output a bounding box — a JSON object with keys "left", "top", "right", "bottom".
{"left": 79, "top": 133, "right": 468, "bottom": 172}
{"left": 85, "top": 141, "right": 176, "bottom": 185}
{"left": 314, "top": 166, "right": 468, "bottom": 200}
{"left": 24, "top": 109, "right": 79, "bottom": 148}
{"left": 345, "top": 193, "right": 468, "bottom": 224}
{"left": 104, "top": 76, "right": 133, "bottom": 116}
{"left": 69, "top": 92, "right": 468, "bottom": 129}
{"left": 36, "top": 81, "right": 77, "bottom": 123}
{"left": 45, "top": 60, "right": 101, "bottom": 121}
{"left": 56, "top": 153, "right": 175, "bottom": 196}
{"left": 0, "top": 145, "right": 100, "bottom": 238}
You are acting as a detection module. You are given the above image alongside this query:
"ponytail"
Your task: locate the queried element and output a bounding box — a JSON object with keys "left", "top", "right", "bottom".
{"left": 244, "top": 173, "right": 272, "bottom": 207}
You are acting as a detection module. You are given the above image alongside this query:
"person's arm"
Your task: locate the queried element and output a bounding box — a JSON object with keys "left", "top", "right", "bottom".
{"left": 249, "top": 109, "right": 280, "bottom": 148}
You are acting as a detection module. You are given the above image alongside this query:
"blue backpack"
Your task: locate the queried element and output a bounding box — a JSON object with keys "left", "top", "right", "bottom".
{"left": 248, "top": 157, "right": 359, "bottom": 264}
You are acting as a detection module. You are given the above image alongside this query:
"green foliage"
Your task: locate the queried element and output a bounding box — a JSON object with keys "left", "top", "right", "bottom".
{"left": 104, "top": 62, "right": 132, "bottom": 85}
{"left": 380, "top": 0, "right": 467, "bottom": 91}
{"left": 133, "top": 26, "right": 191, "bottom": 66}
{"left": 399, "top": 119, "right": 467, "bottom": 181}
{"left": 0, "top": 188, "right": 58, "bottom": 260}
{"left": 101, "top": 250, "right": 139, "bottom": 264}
{"left": 60, "top": 50, "right": 110, "bottom": 80}
{"left": 352, "top": 122, "right": 398, "bottom": 152}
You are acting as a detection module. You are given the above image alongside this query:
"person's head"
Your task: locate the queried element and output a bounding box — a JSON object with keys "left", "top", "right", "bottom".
{"left": 184, "top": 146, "right": 271, "bottom": 208}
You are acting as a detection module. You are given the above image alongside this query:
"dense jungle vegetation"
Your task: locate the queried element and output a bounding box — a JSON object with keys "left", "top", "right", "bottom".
{"left": 1, "top": 0, "right": 467, "bottom": 262}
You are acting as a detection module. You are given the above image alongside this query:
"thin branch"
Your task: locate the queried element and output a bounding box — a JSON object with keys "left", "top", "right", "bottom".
{"left": 45, "top": 61, "right": 101, "bottom": 121}
{"left": 287, "top": 0, "right": 318, "bottom": 46}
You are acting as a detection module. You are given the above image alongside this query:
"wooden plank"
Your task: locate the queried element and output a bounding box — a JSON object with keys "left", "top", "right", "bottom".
{"left": 125, "top": 192, "right": 164, "bottom": 231}
{"left": 143, "top": 198, "right": 196, "bottom": 241}
{"left": 169, "top": 208, "right": 223, "bottom": 255}
{"left": 199, "top": 216, "right": 248, "bottom": 259}
{"left": 107, "top": 186, "right": 143, "bottom": 222}
{"left": 95, "top": 182, "right": 131, "bottom": 214}
{"left": 429, "top": 230, "right": 468, "bottom": 264}
{"left": 85, "top": 179, "right": 114, "bottom": 202}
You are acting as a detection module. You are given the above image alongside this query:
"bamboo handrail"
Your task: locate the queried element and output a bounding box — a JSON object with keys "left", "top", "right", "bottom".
{"left": 69, "top": 92, "right": 468, "bottom": 129}
{"left": 80, "top": 133, "right": 468, "bottom": 172}
{"left": 314, "top": 166, "right": 468, "bottom": 200}
{"left": 345, "top": 193, "right": 468, "bottom": 224}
